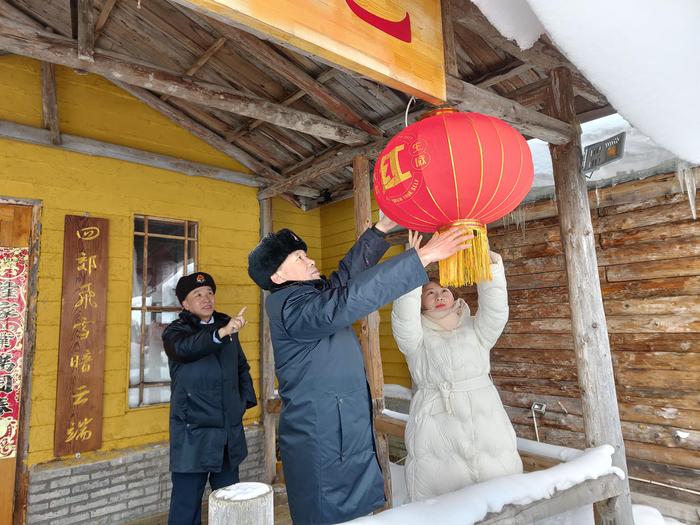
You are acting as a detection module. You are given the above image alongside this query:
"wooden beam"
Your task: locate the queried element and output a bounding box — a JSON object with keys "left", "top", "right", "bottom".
{"left": 374, "top": 413, "right": 406, "bottom": 439}
{"left": 259, "top": 198, "right": 277, "bottom": 484}
{"left": 111, "top": 82, "right": 318, "bottom": 197}
{"left": 209, "top": 21, "right": 381, "bottom": 137}
{"left": 545, "top": 67, "right": 633, "bottom": 525}
{"left": 441, "top": 0, "right": 460, "bottom": 77}
{"left": 0, "top": 18, "right": 371, "bottom": 146}
{"left": 229, "top": 69, "right": 338, "bottom": 140}
{"left": 258, "top": 140, "right": 386, "bottom": 199}
{"left": 40, "top": 62, "right": 61, "bottom": 145}
{"left": 353, "top": 155, "right": 392, "bottom": 509}
{"left": 94, "top": 0, "right": 117, "bottom": 39}
{"left": 454, "top": 0, "right": 607, "bottom": 106}
{"left": 477, "top": 475, "right": 624, "bottom": 525}
{"left": 476, "top": 62, "right": 533, "bottom": 90}
{"left": 0, "top": 119, "right": 263, "bottom": 187}
{"left": 76, "top": 0, "right": 95, "bottom": 61}
{"left": 446, "top": 74, "right": 575, "bottom": 144}
{"left": 502, "top": 77, "right": 550, "bottom": 108}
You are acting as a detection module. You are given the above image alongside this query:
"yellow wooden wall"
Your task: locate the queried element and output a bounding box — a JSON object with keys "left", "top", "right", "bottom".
{"left": 0, "top": 56, "right": 263, "bottom": 466}
{"left": 319, "top": 199, "right": 410, "bottom": 388}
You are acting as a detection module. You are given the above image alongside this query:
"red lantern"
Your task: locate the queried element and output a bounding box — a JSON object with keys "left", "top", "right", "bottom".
{"left": 373, "top": 109, "right": 533, "bottom": 286}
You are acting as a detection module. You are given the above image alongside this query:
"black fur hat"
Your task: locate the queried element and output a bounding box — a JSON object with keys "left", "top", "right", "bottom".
{"left": 248, "top": 229, "right": 307, "bottom": 290}
{"left": 175, "top": 272, "right": 216, "bottom": 304}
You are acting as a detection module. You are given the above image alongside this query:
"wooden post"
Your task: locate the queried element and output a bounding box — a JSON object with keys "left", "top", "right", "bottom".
{"left": 259, "top": 198, "right": 277, "bottom": 484}
{"left": 208, "top": 482, "right": 273, "bottom": 525}
{"left": 352, "top": 155, "right": 393, "bottom": 508}
{"left": 546, "top": 67, "right": 633, "bottom": 525}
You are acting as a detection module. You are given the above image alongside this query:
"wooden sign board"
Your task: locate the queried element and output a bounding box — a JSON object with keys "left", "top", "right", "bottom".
{"left": 54, "top": 216, "right": 108, "bottom": 457}
{"left": 172, "top": 0, "right": 446, "bottom": 103}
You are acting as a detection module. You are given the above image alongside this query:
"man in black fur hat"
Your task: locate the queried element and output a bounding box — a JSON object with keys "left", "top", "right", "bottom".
{"left": 161, "top": 272, "right": 257, "bottom": 525}
{"left": 248, "top": 218, "right": 471, "bottom": 525}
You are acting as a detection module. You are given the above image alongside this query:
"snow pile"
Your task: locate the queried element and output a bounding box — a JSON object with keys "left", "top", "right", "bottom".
{"left": 471, "top": 0, "right": 700, "bottom": 164}
{"left": 382, "top": 408, "right": 409, "bottom": 422}
{"left": 633, "top": 505, "right": 687, "bottom": 525}
{"left": 528, "top": 113, "right": 678, "bottom": 188}
{"left": 344, "top": 445, "right": 623, "bottom": 524}
{"left": 383, "top": 384, "right": 413, "bottom": 401}
{"left": 470, "top": 0, "right": 544, "bottom": 49}
{"left": 213, "top": 482, "right": 270, "bottom": 501}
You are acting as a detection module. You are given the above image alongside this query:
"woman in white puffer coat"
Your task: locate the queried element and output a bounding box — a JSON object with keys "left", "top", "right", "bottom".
{"left": 391, "top": 232, "right": 522, "bottom": 502}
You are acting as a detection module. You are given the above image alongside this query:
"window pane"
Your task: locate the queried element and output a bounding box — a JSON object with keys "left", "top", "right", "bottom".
{"left": 128, "top": 387, "right": 140, "bottom": 408}
{"left": 134, "top": 216, "right": 145, "bottom": 233}
{"left": 148, "top": 218, "right": 185, "bottom": 237}
{"left": 188, "top": 222, "right": 197, "bottom": 238}
{"left": 187, "top": 241, "right": 196, "bottom": 274}
{"left": 143, "top": 386, "right": 171, "bottom": 405}
{"left": 129, "top": 310, "right": 142, "bottom": 386}
{"left": 132, "top": 236, "right": 144, "bottom": 308}
{"left": 143, "top": 311, "right": 176, "bottom": 383}
{"left": 146, "top": 237, "right": 184, "bottom": 307}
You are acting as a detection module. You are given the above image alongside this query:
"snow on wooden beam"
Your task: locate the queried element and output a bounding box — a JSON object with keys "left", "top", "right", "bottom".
{"left": 0, "top": 17, "right": 371, "bottom": 146}
{"left": 476, "top": 475, "right": 623, "bottom": 525}
{"left": 453, "top": 0, "right": 607, "bottom": 106}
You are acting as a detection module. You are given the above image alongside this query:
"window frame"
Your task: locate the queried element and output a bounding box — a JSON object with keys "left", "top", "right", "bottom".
{"left": 130, "top": 214, "right": 198, "bottom": 408}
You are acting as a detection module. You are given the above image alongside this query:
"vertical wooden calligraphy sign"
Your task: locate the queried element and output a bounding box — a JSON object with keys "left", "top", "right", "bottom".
{"left": 54, "top": 216, "right": 108, "bottom": 456}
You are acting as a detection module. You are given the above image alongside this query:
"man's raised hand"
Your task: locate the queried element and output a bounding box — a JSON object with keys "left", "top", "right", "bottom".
{"left": 416, "top": 227, "right": 474, "bottom": 267}
{"left": 218, "top": 306, "right": 248, "bottom": 339}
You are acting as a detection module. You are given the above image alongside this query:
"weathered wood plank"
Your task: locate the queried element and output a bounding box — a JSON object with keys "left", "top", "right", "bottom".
{"left": 94, "top": 0, "right": 116, "bottom": 39}
{"left": 0, "top": 18, "right": 371, "bottom": 145}
{"left": 0, "top": 119, "right": 260, "bottom": 187}
{"left": 606, "top": 257, "right": 700, "bottom": 282}
{"left": 40, "top": 61, "right": 61, "bottom": 145}
{"left": 209, "top": 21, "right": 381, "bottom": 137}
{"left": 441, "top": 0, "right": 459, "bottom": 77}
{"left": 446, "top": 74, "right": 575, "bottom": 144}
{"left": 76, "top": 0, "right": 95, "bottom": 61}
{"left": 257, "top": 140, "right": 386, "bottom": 199}
{"left": 259, "top": 198, "right": 276, "bottom": 484}
{"left": 546, "top": 66, "right": 632, "bottom": 523}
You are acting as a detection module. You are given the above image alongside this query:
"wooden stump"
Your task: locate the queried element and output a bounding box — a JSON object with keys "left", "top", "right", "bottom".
{"left": 208, "top": 482, "right": 273, "bottom": 525}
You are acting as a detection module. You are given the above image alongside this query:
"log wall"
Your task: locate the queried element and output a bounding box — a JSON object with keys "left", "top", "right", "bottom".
{"left": 453, "top": 171, "right": 700, "bottom": 513}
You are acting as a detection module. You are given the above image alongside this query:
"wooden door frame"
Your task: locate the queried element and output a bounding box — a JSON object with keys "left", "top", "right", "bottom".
{"left": 0, "top": 196, "right": 43, "bottom": 525}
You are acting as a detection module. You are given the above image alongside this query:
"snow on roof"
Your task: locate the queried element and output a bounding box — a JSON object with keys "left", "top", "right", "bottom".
{"left": 472, "top": 0, "right": 700, "bottom": 164}
{"left": 343, "top": 445, "right": 623, "bottom": 524}
{"left": 528, "top": 113, "right": 678, "bottom": 189}
{"left": 383, "top": 384, "right": 413, "bottom": 401}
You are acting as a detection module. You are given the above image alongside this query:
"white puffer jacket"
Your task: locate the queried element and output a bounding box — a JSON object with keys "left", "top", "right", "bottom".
{"left": 391, "top": 261, "right": 522, "bottom": 502}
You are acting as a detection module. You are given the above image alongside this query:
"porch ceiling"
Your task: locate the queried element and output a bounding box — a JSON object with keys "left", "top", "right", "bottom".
{"left": 0, "top": 0, "right": 611, "bottom": 209}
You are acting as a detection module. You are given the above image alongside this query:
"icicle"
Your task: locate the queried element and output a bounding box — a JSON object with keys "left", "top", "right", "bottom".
{"left": 676, "top": 163, "right": 697, "bottom": 220}
{"left": 594, "top": 187, "right": 601, "bottom": 209}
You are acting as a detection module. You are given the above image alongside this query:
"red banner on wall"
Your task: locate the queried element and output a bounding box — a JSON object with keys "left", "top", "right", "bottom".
{"left": 54, "top": 216, "right": 109, "bottom": 457}
{"left": 0, "top": 247, "right": 29, "bottom": 459}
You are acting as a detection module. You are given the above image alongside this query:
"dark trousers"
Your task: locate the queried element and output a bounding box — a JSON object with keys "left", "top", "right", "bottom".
{"left": 168, "top": 448, "right": 240, "bottom": 525}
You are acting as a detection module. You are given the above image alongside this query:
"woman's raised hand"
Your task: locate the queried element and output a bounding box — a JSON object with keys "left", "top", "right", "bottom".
{"left": 489, "top": 251, "right": 503, "bottom": 265}
{"left": 407, "top": 230, "right": 424, "bottom": 251}
{"left": 416, "top": 227, "right": 474, "bottom": 267}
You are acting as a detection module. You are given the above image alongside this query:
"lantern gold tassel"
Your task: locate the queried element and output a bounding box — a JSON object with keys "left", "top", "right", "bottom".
{"left": 438, "top": 221, "right": 492, "bottom": 287}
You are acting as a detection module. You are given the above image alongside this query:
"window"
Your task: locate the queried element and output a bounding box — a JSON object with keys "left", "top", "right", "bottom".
{"left": 129, "top": 216, "right": 198, "bottom": 407}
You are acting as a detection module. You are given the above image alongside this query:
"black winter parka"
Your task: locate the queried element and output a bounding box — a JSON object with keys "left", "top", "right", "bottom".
{"left": 266, "top": 228, "right": 428, "bottom": 524}
{"left": 162, "top": 310, "right": 257, "bottom": 473}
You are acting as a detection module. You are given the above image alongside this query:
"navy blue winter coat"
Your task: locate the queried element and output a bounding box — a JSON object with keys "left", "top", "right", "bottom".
{"left": 266, "top": 228, "right": 428, "bottom": 524}
{"left": 162, "top": 311, "right": 257, "bottom": 473}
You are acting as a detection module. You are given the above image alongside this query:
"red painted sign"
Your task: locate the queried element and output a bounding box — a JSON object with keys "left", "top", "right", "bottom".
{"left": 345, "top": 0, "right": 411, "bottom": 42}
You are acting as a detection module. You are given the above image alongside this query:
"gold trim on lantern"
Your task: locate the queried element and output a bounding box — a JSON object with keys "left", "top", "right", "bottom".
{"left": 438, "top": 220, "right": 492, "bottom": 287}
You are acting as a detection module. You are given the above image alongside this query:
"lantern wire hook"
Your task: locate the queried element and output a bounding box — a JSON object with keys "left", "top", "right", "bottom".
{"left": 404, "top": 96, "right": 416, "bottom": 128}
